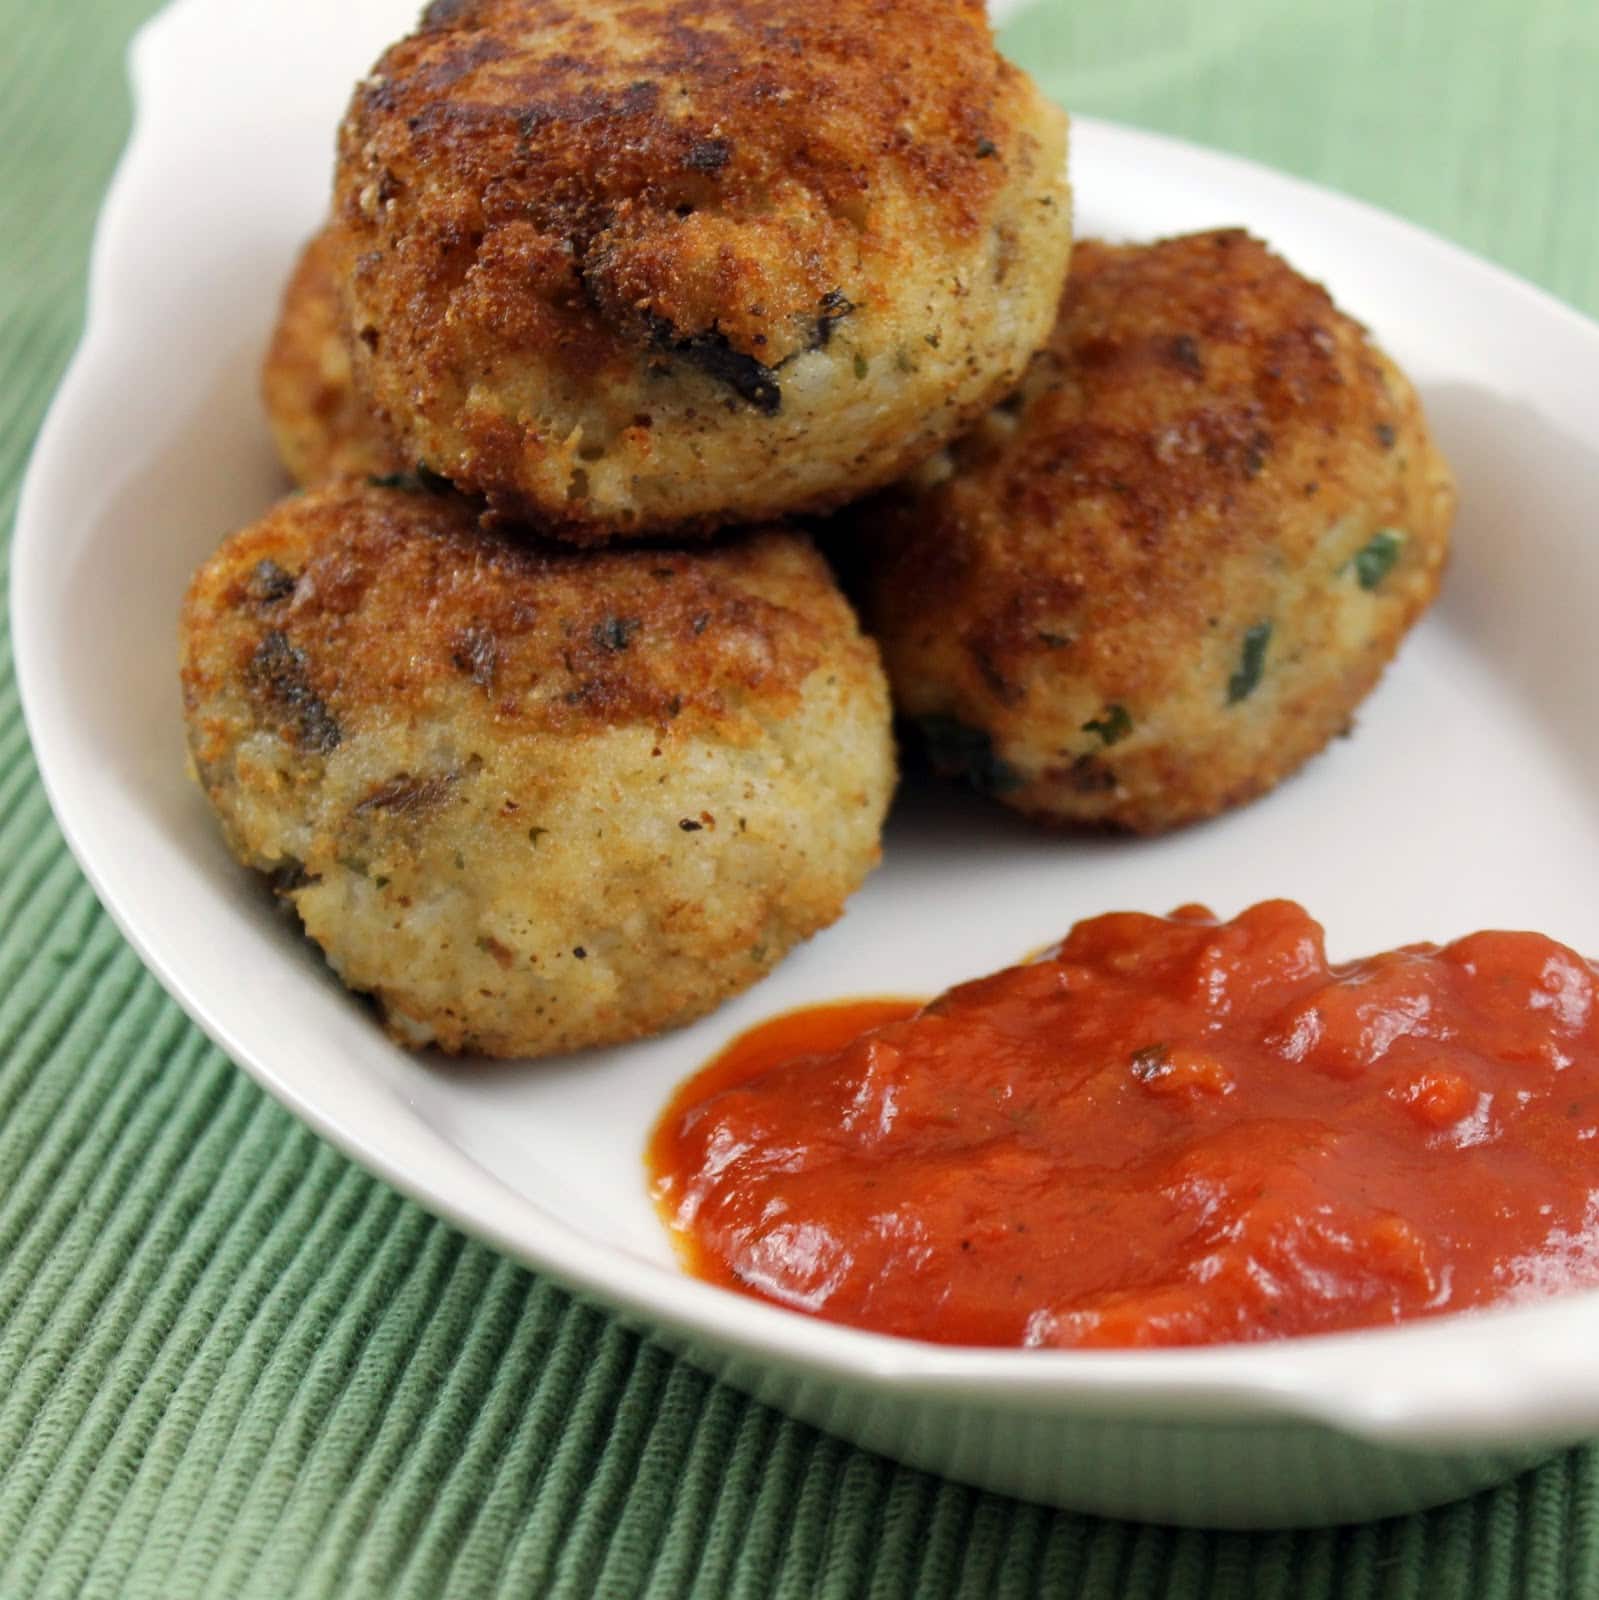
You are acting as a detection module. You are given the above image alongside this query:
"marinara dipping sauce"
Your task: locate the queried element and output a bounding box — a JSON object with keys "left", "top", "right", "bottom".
{"left": 648, "top": 900, "right": 1599, "bottom": 1348}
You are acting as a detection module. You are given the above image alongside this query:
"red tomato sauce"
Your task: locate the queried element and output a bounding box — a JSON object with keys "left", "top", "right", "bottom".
{"left": 648, "top": 901, "right": 1599, "bottom": 1348}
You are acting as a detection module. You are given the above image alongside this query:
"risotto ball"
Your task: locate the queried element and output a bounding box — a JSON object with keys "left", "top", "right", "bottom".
{"left": 857, "top": 230, "right": 1457, "bottom": 832}
{"left": 330, "top": 0, "right": 1072, "bottom": 540}
{"left": 180, "top": 483, "right": 895, "bottom": 1056}
{"left": 261, "top": 226, "right": 401, "bottom": 486}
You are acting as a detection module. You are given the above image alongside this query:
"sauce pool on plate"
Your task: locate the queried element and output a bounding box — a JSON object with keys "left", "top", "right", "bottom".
{"left": 648, "top": 900, "right": 1599, "bottom": 1348}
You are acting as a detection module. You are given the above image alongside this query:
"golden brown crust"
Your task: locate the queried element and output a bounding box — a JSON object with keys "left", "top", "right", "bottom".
{"left": 184, "top": 484, "right": 836, "bottom": 751}
{"left": 261, "top": 227, "right": 403, "bottom": 485}
{"left": 181, "top": 484, "right": 895, "bottom": 1057}
{"left": 331, "top": 0, "right": 1071, "bottom": 537}
{"left": 346, "top": 0, "right": 1012, "bottom": 365}
{"left": 858, "top": 230, "right": 1458, "bottom": 832}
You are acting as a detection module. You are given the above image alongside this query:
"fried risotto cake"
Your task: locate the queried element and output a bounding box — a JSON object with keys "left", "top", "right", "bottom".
{"left": 858, "top": 230, "right": 1457, "bottom": 833}
{"left": 180, "top": 484, "right": 895, "bottom": 1057}
{"left": 330, "top": 0, "right": 1072, "bottom": 541}
{"left": 261, "top": 226, "right": 401, "bottom": 486}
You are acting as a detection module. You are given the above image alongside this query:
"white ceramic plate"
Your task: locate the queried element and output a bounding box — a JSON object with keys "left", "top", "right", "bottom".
{"left": 16, "top": 0, "right": 1599, "bottom": 1530}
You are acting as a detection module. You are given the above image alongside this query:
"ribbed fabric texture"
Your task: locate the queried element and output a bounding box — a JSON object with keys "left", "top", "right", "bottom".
{"left": 3, "top": 0, "right": 1598, "bottom": 1594}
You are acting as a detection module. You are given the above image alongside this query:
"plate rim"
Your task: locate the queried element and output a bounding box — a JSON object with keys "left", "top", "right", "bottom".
{"left": 14, "top": 0, "right": 1599, "bottom": 1456}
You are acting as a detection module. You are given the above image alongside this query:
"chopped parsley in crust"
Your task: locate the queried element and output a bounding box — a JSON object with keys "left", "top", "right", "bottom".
{"left": 856, "top": 230, "right": 1457, "bottom": 832}
{"left": 330, "top": 0, "right": 1071, "bottom": 539}
{"left": 180, "top": 483, "right": 895, "bottom": 1057}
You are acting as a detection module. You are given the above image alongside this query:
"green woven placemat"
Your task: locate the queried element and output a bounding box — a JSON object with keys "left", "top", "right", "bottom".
{"left": 4, "top": 1, "right": 1598, "bottom": 1595}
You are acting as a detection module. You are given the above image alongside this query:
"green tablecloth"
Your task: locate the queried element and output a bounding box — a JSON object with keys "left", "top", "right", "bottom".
{"left": 3, "top": 0, "right": 1597, "bottom": 1592}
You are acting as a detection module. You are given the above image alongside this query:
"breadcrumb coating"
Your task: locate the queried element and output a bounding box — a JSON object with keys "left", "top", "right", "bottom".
{"left": 857, "top": 230, "right": 1456, "bottom": 832}
{"left": 331, "top": 0, "right": 1071, "bottom": 539}
{"left": 182, "top": 483, "right": 895, "bottom": 1055}
{"left": 262, "top": 226, "right": 401, "bottom": 485}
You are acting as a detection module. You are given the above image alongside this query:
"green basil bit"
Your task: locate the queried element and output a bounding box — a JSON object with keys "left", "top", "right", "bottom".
{"left": 1352, "top": 528, "right": 1404, "bottom": 590}
{"left": 592, "top": 616, "right": 641, "bottom": 652}
{"left": 1227, "top": 621, "right": 1272, "bottom": 705}
{"left": 367, "top": 464, "right": 453, "bottom": 496}
{"left": 916, "top": 714, "right": 1025, "bottom": 796}
{"left": 1081, "top": 704, "right": 1132, "bottom": 747}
